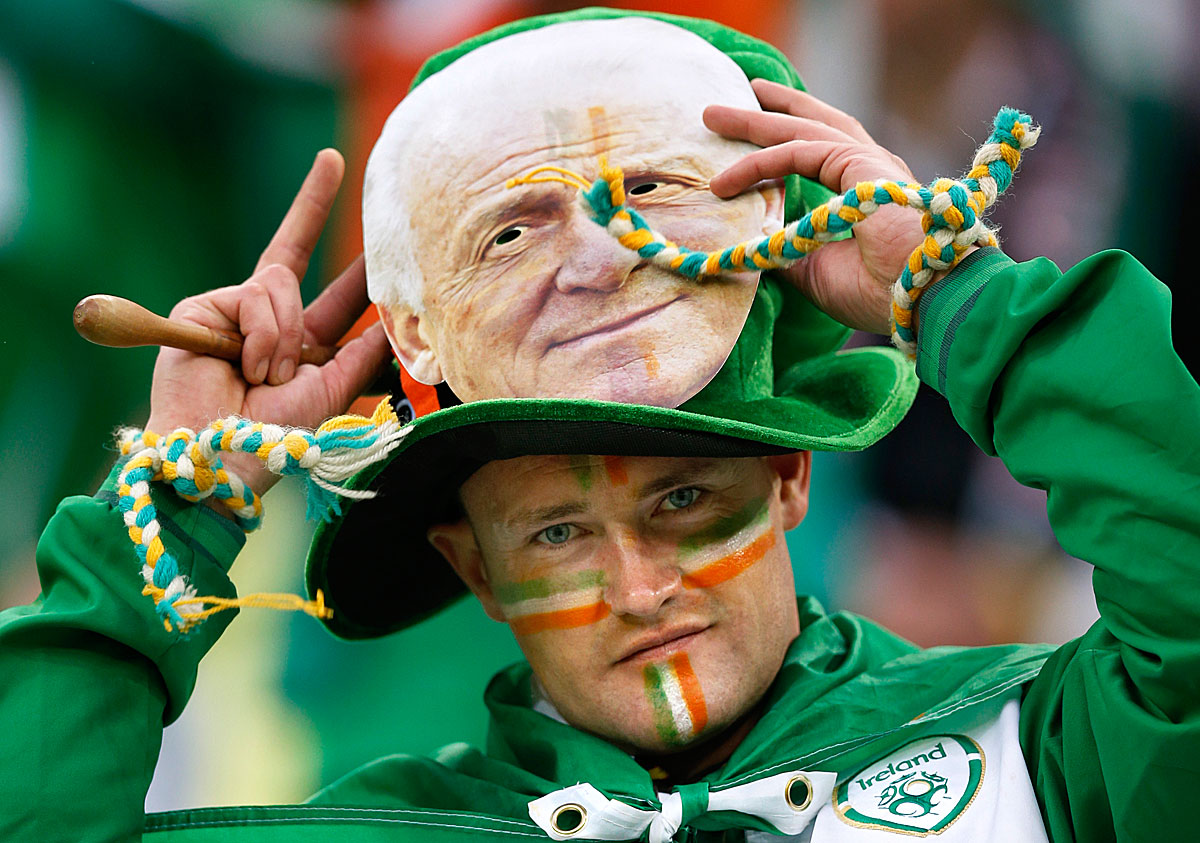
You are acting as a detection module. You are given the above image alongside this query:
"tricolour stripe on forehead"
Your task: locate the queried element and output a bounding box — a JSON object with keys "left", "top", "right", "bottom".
{"left": 644, "top": 652, "right": 707, "bottom": 745}
{"left": 603, "top": 456, "right": 629, "bottom": 486}
{"left": 569, "top": 455, "right": 595, "bottom": 491}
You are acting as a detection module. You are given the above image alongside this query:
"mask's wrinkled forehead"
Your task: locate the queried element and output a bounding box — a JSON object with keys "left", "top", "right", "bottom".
{"left": 388, "top": 18, "right": 759, "bottom": 152}
{"left": 364, "top": 18, "right": 777, "bottom": 412}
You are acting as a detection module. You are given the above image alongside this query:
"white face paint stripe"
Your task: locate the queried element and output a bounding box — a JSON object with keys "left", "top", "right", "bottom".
{"left": 501, "top": 588, "right": 606, "bottom": 619}
{"left": 659, "top": 665, "right": 696, "bottom": 741}
{"left": 496, "top": 570, "right": 610, "bottom": 631}
{"left": 676, "top": 499, "right": 773, "bottom": 583}
{"left": 678, "top": 521, "right": 772, "bottom": 574}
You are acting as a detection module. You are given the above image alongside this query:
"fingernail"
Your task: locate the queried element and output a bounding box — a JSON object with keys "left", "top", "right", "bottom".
{"left": 279, "top": 358, "right": 295, "bottom": 382}
{"left": 253, "top": 359, "right": 268, "bottom": 383}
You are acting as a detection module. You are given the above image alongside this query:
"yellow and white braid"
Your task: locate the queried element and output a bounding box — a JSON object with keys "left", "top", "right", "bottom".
{"left": 115, "top": 398, "right": 407, "bottom": 633}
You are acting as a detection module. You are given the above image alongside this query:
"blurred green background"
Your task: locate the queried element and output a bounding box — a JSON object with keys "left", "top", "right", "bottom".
{"left": 1, "top": 0, "right": 1194, "bottom": 810}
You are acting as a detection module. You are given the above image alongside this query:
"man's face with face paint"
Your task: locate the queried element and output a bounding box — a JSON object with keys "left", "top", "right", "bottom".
{"left": 373, "top": 23, "right": 782, "bottom": 408}
{"left": 429, "top": 454, "right": 809, "bottom": 754}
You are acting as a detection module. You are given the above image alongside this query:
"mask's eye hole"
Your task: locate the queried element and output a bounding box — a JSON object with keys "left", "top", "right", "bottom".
{"left": 494, "top": 227, "right": 524, "bottom": 246}
{"left": 629, "top": 182, "right": 660, "bottom": 196}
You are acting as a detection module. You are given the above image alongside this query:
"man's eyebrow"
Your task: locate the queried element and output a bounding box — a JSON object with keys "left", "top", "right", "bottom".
{"left": 634, "top": 461, "right": 725, "bottom": 500}
{"left": 505, "top": 501, "right": 587, "bottom": 531}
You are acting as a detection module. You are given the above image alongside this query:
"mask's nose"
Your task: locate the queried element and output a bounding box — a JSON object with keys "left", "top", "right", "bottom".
{"left": 552, "top": 211, "right": 644, "bottom": 294}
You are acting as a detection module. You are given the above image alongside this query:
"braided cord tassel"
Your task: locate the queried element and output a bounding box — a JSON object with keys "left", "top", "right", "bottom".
{"left": 890, "top": 107, "right": 1039, "bottom": 354}
{"left": 115, "top": 397, "right": 408, "bottom": 634}
{"left": 510, "top": 107, "right": 1039, "bottom": 357}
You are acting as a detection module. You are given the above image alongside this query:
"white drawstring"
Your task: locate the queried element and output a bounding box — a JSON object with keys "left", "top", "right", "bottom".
{"left": 647, "top": 791, "right": 683, "bottom": 843}
{"left": 527, "top": 770, "right": 836, "bottom": 841}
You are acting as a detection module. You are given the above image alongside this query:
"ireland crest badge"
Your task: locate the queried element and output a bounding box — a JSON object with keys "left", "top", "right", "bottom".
{"left": 834, "top": 735, "right": 984, "bottom": 835}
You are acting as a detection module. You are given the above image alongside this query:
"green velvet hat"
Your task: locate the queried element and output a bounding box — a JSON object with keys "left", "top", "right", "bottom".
{"left": 304, "top": 8, "right": 918, "bottom": 640}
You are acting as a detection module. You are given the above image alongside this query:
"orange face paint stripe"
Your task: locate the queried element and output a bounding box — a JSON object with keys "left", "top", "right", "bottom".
{"left": 681, "top": 529, "right": 776, "bottom": 589}
{"left": 670, "top": 652, "right": 708, "bottom": 733}
{"left": 508, "top": 601, "right": 611, "bottom": 635}
{"left": 603, "top": 456, "right": 629, "bottom": 486}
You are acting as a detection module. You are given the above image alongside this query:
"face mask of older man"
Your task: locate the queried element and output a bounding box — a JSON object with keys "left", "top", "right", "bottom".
{"left": 364, "top": 19, "right": 783, "bottom": 408}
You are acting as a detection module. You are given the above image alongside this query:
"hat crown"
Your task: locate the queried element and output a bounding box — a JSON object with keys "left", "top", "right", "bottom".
{"left": 682, "top": 275, "right": 851, "bottom": 412}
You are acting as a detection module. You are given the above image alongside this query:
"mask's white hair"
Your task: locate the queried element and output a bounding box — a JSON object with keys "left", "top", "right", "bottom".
{"left": 362, "top": 17, "right": 764, "bottom": 313}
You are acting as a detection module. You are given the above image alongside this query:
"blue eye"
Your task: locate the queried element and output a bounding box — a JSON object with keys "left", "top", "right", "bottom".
{"left": 662, "top": 488, "right": 700, "bottom": 511}
{"left": 538, "top": 524, "right": 575, "bottom": 545}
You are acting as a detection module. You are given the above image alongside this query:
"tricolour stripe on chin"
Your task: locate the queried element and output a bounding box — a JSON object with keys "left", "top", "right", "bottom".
{"left": 644, "top": 652, "right": 707, "bottom": 745}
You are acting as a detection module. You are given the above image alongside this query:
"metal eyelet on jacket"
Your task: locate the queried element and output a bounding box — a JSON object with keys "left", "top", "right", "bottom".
{"left": 550, "top": 803, "right": 587, "bottom": 836}
{"left": 785, "top": 774, "right": 813, "bottom": 812}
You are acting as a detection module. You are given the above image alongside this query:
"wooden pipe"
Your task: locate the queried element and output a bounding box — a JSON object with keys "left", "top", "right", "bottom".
{"left": 73, "top": 295, "right": 338, "bottom": 366}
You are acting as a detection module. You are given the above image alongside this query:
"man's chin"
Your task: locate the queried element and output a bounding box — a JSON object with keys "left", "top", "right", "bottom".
{"left": 582, "top": 718, "right": 718, "bottom": 758}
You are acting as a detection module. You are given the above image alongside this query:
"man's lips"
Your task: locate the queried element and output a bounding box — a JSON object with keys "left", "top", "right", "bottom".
{"left": 549, "top": 296, "right": 682, "bottom": 350}
{"left": 616, "top": 622, "right": 712, "bottom": 665}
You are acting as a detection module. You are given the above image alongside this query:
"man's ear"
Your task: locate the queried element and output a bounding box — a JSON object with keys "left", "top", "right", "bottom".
{"left": 757, "top": 180, "right": 786, "bottom": 236}
{"left": 427, "top": 519, "right": 506, "bottom": 622}
{"left": 767, "top": 451, "right": 811, "bottom": 531}
{"left": 376, "top": 302, "right": 444, "bottom": 385}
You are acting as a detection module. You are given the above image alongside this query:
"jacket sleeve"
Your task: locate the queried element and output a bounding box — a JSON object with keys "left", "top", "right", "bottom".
{"left": 915, "top": 247, "right": 1200, "bottom": 841}
{"left": 0, "top": 465, "right": 244, "bottom": 842}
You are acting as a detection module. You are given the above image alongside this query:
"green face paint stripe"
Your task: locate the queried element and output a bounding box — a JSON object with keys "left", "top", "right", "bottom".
{"left": 568, "top": 455, "right": 594, "bottom": 492}
{"left": 493, "top": 569, "right": 606, "bottom": 605}
{"left": 679, "top": 496, "right": 770, "bottom": 554}
{"left": 643, "top": 663, "right": 681, "bottom": 745}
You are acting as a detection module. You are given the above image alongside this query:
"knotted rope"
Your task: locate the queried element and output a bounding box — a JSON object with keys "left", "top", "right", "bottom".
{"left": 116, "top": 398, "right": 407, "bottom": 633}
{"left": 508, "top": 107, "right": 1039, "bottom": 357}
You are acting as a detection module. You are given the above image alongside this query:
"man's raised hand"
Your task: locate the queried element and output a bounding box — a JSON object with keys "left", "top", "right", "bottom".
{"left": 704, "top": 80, "right": 925, "bottom": 335}
{"left": 145, "top": 149, "right": 392, "bottom": 494}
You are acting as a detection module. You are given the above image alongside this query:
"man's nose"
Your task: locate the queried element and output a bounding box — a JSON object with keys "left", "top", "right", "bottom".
{"left": 603, "top": 531, "right": 684, "bottom": 618}
{"left": 552, "top": 211, "right": 643, "bottom": 293}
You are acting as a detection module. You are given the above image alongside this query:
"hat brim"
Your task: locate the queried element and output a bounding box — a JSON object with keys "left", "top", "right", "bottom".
{"left": 306, "top": 346, "right": 916, "bottom": 639}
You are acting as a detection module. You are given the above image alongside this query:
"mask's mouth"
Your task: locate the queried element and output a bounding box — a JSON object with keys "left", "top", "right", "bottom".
{"left": 547, "top": 295, "right": 682, "bottom": 351}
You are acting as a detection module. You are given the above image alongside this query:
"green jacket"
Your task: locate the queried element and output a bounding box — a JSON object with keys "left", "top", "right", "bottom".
{"left": 1, "top": 249, "right": 1196, "bottom": 841}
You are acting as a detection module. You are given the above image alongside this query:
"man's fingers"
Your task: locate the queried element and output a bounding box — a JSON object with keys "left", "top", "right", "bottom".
{"left": 709, "top": 140, "right": 842, "bottom": 198}
{"left": 304, "top": 254, "right": 370, "bottom": 347}
{"left": 254, "top": 148, "right": 346, "bottom": 278}
{"left": 703, "top": 105, "right": 859, "bottom": 150}
{"left": 710, "top": 140, "right": 906, "bottom": 199}
{"left": 750, "top": 79, "right": 876, "bottom": 144}
{"left": 316, "top": 321, "right": 394, "bottom": 414}
{"left": 254, "top": 265, "right": 306, "bottom": 385}
{"left": 231, "top": 278, "right": 282, "bottom": 385}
